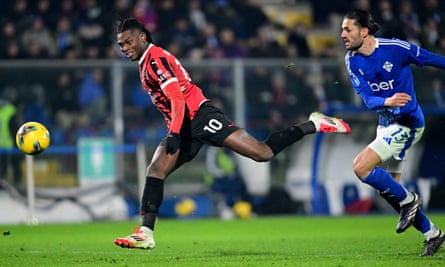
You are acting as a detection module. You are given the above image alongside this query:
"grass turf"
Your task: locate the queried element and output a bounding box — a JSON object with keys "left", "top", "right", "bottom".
{"left": 1, "top": 215, "right": 445, "bottom": 266}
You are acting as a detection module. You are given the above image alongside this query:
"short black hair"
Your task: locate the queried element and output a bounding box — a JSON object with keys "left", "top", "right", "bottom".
{"left": 115, "top": 17, "right": 152, "bottom": 43}
{"left": 344, "top": 9, "right": 380, "bottom": 35}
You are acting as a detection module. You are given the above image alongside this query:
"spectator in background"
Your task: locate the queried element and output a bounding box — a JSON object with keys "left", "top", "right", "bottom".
{"left": 218, "top": 27, "right": 246, "bottom": 58}
{"left": 77, "top": 0, "right": 105, "bottom": 48}
{"left": 374, "top": 0, "right": 403, "bottom": 39}
{"left": 83, "top": 43, "right": 101, "bottom": 58}
{"left": 22, "top": 39, "right": 49, "bottom": 59}
{"left": 245, "top": 66, "right": 273, "bottom": 120}
{"left": 52, "top": 71, "right": 79, "bottom": 131}
{"left": 420, "top": 17, "right": 441, "bottom": 51}
{"left": 23, "top": 84, "right": 50, "bottom": 124}
{"left": 169, "top": 17, "right": 197, "bottom": 57}
{"left": 354, "top": 0, "right": 371, "bottom": 12}
{"left": 2, "top": 40, "right": 23, "bottom": 59}
{"left": 206, "top": 0, "right": 244, "bottom": 37}
{"left": 35, "top": 0, "right": 56, "bottom": 29}
{"left": 194, "top": 22, "right": 219, "bottom": 57}
{"left": 132, "top": 0, "right": 157, "bottom": 32}
{"left": 0, "top": 98, "right": 22, "bottom": 188}
{"left": 248, "top": 24, "right": 286, "bottom": 58}
{"left": 287, "top": 22, "right": 311, "bottom": 58}
{"left": 7, "top": 0, "right": 33, "bottom": 34}
{"left": 154, "top": 0, "right": 176, "bottom": 46}
{"left": 57, "top": 0, "right": 80, "bottom": 30}
{"left": 54, "top": 16, "right": 81, "bottom": 58}
{"left": 399, "top": 0, "right": 421, "bottom": 45}
{"left": 0, "top": 21, "right": 21, "bottom": 59}
{"left": 417, "top": 0, "right": 442, "bottom": 25}
{"left": 237, "top": 0, "right": 270, "bottom": 39}
{"left": 188, "top": 0, "right": 206, "bottom": 32}
{"left": 78, "top": 68, "right": 107, "bottom": 124}
{"left": 113, "top": 0, "right": 133, "bottom": 20}
{"left": 285, "top": 67, "right": 319, "bottom": 118}
{"left": 21, "top": 15, "right": 56, "bottom": 57}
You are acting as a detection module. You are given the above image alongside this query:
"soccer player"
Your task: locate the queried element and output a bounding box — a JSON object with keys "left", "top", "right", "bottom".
{"left": 113, "top": 17, "right": 350, "bottom": 250}
{"left": 341, "top": 9, "right": 445, "bottom": 256}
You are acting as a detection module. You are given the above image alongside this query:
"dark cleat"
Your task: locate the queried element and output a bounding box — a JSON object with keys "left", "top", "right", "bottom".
{"left": 420, "top": 230, "right": 445, "bottom": 256}
{"left": 396, "top": 192, "right": 421, "bottom": 233}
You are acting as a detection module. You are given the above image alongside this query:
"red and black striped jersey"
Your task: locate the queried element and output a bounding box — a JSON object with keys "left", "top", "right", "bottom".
{"left": 138, "top": 44, "right": 209, "bottom": 132}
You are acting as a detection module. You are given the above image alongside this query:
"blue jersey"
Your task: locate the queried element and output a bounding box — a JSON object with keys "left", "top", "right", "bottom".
{"left": 345, "top": 38, "right": 445, "bottom": 128}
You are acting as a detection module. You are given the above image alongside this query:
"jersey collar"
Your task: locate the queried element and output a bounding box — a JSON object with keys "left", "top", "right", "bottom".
{"left": 139, "top": 44, "right": 153, "bottom": 65}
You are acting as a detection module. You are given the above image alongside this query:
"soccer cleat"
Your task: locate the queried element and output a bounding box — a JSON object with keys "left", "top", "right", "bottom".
{"left": 396, "top": 192, "right": 422, "bottom": 234}
{"left": 114, "top": 226, "right": 156, "bottom": 250}
{"left": 309, "top": 112, "right": 350, "bottom": 134}
{"left": 420, "top": 230, "right": 445, "bottom": 256}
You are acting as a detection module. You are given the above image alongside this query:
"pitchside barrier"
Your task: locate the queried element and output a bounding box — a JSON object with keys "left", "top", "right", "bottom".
{"left": 0, "top": 142, "right": 146, "bottom": 224}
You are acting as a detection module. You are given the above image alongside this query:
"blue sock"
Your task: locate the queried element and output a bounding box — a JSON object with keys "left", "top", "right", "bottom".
{"left": 363, "top": 167, "right": 407, "bottom": 201}
{"left": 414, "top": 210, "right": 432, "bottom": 234}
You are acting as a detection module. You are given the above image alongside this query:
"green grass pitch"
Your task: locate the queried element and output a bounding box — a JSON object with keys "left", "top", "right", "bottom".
{"left": 1, "top": 215, "right": 445, "bottom": 266}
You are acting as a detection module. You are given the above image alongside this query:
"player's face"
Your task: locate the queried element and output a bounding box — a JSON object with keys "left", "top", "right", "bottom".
{"left": 117, "top": 29, "right": 147, "bottom": 61}
{"left": 341, "top": 18, "right": 365, "bottom": 50}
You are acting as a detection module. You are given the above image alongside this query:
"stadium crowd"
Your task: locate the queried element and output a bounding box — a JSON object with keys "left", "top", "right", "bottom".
{"left": 0, "top": 0, "right": 444, "bottom": 146}
{"left": 2, "top": 0, "right": 445, "bottom": 60}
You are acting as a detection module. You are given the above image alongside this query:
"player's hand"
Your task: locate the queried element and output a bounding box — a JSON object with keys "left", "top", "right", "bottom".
{"left": 165, "top": 133, "right": 180, "bottom": 154}
{"left": 385, "top": 93, "right": 412, "bottom": 107}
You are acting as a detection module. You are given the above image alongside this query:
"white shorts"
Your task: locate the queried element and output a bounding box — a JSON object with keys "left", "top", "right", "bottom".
{"left": 368, "top": 123, "right": 424, "bottom": 173}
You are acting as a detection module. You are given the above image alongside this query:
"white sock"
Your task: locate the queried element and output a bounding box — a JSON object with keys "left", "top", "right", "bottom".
{"left": 399, "top": 190, "right": 414, "bottom": 206}
{"left": 424, "top": 225, "right": 440, "bottom": 241}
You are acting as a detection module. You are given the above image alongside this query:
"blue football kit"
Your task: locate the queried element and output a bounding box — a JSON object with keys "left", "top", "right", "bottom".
{"left": 344, "top": 38, "right": 445, "bottom": 239}
{"left": 345, "top": 38, "right": 445, "bottom": 128}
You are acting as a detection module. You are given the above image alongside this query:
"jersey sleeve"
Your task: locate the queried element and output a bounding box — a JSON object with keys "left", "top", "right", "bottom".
{"left": 393, "top": 39, "right": 445, "bottom": 69}
{"left": 344, "top": 53, "right": 386, "bottom": 110}
{"left": 148, "top": 52, "right": 185, "bottom": 134}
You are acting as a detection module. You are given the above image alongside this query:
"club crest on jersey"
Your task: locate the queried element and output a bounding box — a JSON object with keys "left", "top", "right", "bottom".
{"left": 156, "top": 69, "right": 168, "bottom": 82}
{"left": 382, "top": 61, "right": 393, "bottom": 72}
{"left": 350, "top": 72, "right": 360, "bottom": 87}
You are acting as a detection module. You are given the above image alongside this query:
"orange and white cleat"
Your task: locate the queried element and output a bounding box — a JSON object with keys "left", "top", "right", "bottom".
{"left": 309, "top": 112, "right": 351, "bottom": 134}
{"left": 114, "top": 226, "right": 156, "bottom": 250}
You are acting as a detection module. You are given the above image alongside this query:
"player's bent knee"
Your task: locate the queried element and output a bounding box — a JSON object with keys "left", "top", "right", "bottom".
{"left": 250, "top": 151, "right": 273, "bottom": 162}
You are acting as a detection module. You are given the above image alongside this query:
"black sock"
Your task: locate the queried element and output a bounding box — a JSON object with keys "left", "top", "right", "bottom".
{"left": 141, "top": 177, "right": 164, "bottom": 230}
{"left": 265, "top": 122, "right": 312, "bottom": 155}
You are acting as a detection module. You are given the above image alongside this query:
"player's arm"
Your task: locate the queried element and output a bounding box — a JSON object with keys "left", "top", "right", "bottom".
{"left": 163, "top": 80, "right": 185, "bottom": 154}
{"left": 401, "top": 42, "right": 445, "bottom": 69}
{"left": 163, "top": 81, "right": 185, "bottom": 135}
{"left": 346, "top": 62, "right": 386, "bottom": 110}
{"left": 418, "top": 48, "right": 445, "bottom": 69}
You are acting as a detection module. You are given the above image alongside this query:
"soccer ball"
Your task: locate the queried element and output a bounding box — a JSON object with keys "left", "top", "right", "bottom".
{"left": 16, "top": 122, "right": 50, "bottom": 155}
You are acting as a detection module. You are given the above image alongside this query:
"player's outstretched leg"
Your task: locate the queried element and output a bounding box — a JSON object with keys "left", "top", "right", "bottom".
{"left": 309, "top": 112, "right": 351, "bottom": 134}
{"left": 114, "top": 226, "right": 156, "bottom": 250}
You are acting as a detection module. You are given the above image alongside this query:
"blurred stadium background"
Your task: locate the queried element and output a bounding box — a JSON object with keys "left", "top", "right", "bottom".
{"left": 0, "top": 0, "right": 445, "bottom": 224}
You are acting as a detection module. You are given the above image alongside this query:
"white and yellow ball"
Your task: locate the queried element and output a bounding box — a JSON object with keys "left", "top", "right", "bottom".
{"left": 16, "top": 121, "right": 50, "bottom": 155}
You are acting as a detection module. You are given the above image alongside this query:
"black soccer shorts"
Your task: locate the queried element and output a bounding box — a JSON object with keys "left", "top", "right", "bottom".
{"left": 161, "top": 101, "right": 240, "bottom": 163}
